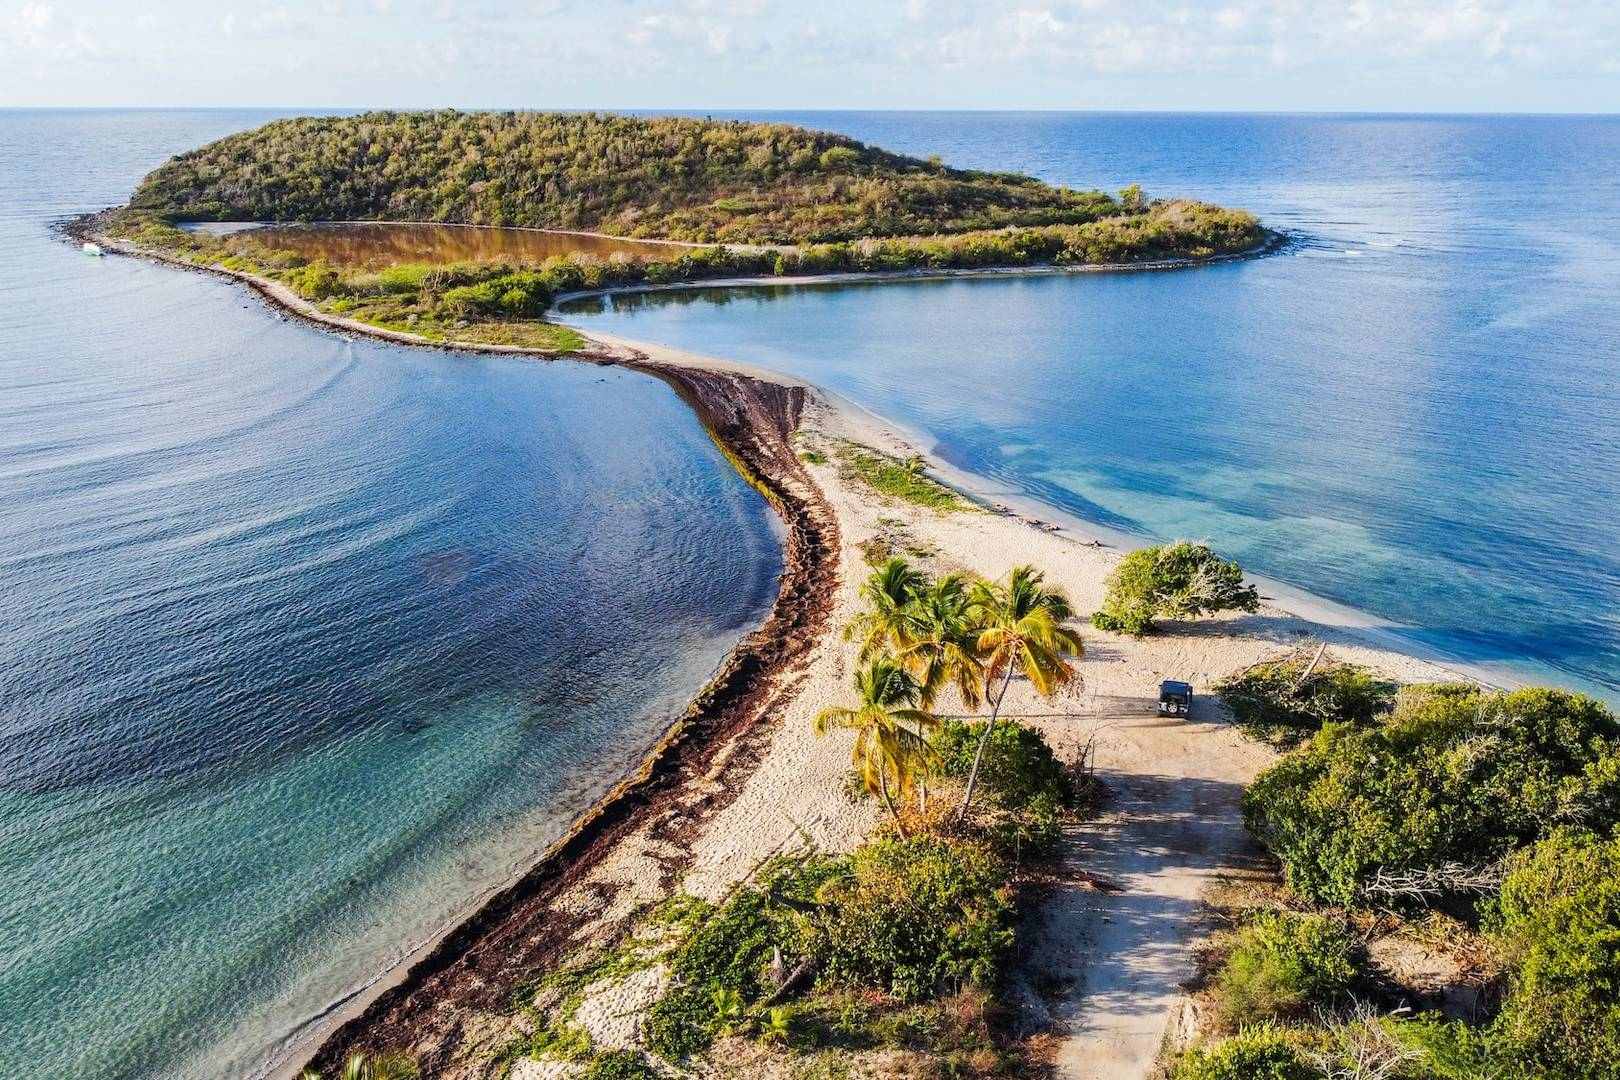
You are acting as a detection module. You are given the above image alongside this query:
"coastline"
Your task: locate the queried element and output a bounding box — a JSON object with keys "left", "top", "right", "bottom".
{"left": 80, "top": 227, "right": 1488, "bottom": 1079}
{"left": 548, "top": 228, "right": 1286, "bottom": 308}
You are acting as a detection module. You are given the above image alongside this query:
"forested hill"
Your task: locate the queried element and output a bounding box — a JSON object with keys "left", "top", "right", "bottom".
{"left": 126, "top": 111, "right": 1225, "bottom": 245}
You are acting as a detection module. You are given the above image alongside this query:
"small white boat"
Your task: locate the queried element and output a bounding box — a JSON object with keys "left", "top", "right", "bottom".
{"left": 81, "top": 242, "right": 104, "bottom": 257}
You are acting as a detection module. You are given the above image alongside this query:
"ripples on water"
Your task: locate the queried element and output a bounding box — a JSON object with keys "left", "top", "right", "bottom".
{"left": 567, "top": 112, "right": 1620, "bottom": 701}
{"left": 0, "top": 110, "right": 781, "bottom": 1078}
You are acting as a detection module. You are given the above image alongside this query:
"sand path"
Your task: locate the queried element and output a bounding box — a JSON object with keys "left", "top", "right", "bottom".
{"left": 1038, "top": 708, "right": 1269, "bottom": 1077}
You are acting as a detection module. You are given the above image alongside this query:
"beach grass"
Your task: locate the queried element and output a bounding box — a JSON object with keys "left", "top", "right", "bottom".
{"left": 324, "top": 298, "right": 585, "bottom": 352}
{"left": 834, "top": 442, "right": 971, "bottom": 513}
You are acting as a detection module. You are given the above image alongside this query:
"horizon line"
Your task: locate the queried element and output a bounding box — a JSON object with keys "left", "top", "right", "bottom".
{"left": 3, "top": 105, "right": 1618, "bottom": 118}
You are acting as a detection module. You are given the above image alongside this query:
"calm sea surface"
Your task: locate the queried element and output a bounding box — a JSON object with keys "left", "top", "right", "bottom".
{"left": 0, "top": 110, "right": 781, "bottom": 1078}
{"left": 568, "top": 111, "right": 1620, "bottom": 701}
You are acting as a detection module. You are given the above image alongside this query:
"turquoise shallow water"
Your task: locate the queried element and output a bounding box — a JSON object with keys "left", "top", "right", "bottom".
{"left": 566, "top": 112, "right": 1620, "bottom": 703}
{"left": 0, "top": 111, "right": 781, "bottom": 1078}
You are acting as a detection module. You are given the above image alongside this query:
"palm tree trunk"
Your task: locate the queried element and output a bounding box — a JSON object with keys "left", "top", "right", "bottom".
{"left": 956, "top": 662, "right": 1016, "bottom": 824}
{"left": 880, "top": 763, "right": 907, "bottom": 837}
{"left": 913, "top": 715, "right": 929, "bottom": 814}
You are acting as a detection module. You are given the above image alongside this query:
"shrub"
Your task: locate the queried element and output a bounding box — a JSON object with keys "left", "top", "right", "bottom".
{"left": 288, "top": 260, "right": 343, "bottom": 300}
{"left": 644, "top": 857, "right": 841, "bottom": 1061}
{"left": 1485, "top": 830, "right": 1620, "bottom": 1079}
{"left": 1242, "top": 686, "right": 1620, "bottom": 907}
{"left": 1171, "top": 1027, "right": 1319, "bottom": 1080}
{"left": 1092, "top": 541, "right": 1259, "bottom": 636}
{"left": 642, "top": 984, "right": 713, "bottom": 1063}
{"left": 983, "top": 789, "right": 1066, "bottom": 861}
{"left": 581, "top": 1050, "right": 657, "bottom": 1080}
{"left": 440, "top": 270, "right": 551, "bottom": 318}
{"left": 809, "top": 836, "right": 1014, "bottom": 1002}
{"left": 1217, "top": 655, "right": 1398, "bottom": 747}
{"left": 931, "top": 719, "right": 1077, "bottom": 812}
{"left": 1392, "top": 1018, "right": 1502, "bottom": 1080}
{"left": 1208, "top": 912, "right": 1361, "bottom": 1029}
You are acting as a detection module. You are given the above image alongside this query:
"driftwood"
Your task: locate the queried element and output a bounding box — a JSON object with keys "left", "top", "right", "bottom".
{"left": 1302, "top": 1000, "right": 1424, "bottom": 1080}
{"left": 1289, "top": 640, "right": 1331, "bottom": 694}
{"left": 759, "top": 957, "right": 818, "bottom": 1007}
{"left": 1362, "top": 861, "right": 1506, "bottom": 902}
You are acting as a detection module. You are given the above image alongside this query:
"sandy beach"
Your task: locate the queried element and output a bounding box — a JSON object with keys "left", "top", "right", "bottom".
{"left": 82, "top": 230, "right": 1479, "bottom": 1079}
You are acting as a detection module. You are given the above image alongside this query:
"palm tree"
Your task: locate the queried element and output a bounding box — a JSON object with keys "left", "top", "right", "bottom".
{"left": 955, "top": 566, "right": 1083, "bottom": 823}
{"left": 845, "top": 556, "right": 925, "bottom": 661}
{"left": 328, "top": 1052, "right": 418, "bottom": 1080}
{"left": 815, "top": 658, "right": 937, "bottom": 834}
{"left": 896, "top": 573, "right": 985, "bottom": 814}
{"left": 899, "top": 572, "right": 985, "bottom": 712}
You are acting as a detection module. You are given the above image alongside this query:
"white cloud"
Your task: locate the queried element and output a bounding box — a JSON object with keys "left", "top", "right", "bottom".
{"left": 1, "top": 0, "right": 1617, "bottom": 108}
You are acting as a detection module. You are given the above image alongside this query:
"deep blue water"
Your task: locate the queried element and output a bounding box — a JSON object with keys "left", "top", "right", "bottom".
{"left": 567, "top": 112, "right": 1620, "bottom": 701}
{"left": 0, "top": 110, "right": 781, "bottom": 1078}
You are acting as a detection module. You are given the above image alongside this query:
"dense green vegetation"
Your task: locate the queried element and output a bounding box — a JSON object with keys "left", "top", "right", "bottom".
{"left": 1242, "top": 685, "right": 1620, "bottom": 908}
{"left": 1171, "top": 1027, "right": 1316, "bottom": 1080}
{"left": 124, "top": 110, "right": 1260, "bottom": 252}
{"left": 1171, "top": 679, "right": 1620, "bottom": 1080}
{"left": 1205, "top": 912, "right": 1362, "bottom": 1030}
{"left": 633, "top": 797, "right": 1038, "bottom": 1070}
{"left": 1217, "top": 652, "right": 1399, "bottom": 747}
{"left": 1485, "top": 830, "right": 1620, "bottom": 1078}
{"left": 107, "top": 114, "right": 1264, "bottom": 351}
{"left": 1092, "top": 540, "right": 1260, "bottom": 636}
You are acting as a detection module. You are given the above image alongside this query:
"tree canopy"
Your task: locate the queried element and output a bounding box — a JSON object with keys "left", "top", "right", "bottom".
{"left": 1092, "top": 541, "right": 1260, "bottom": 636}
{"left": 124, "top": 110, "right": 1261, "bottom": 252}
{"left": 1242, "top": 684, "right": 1620, "bottom": 907}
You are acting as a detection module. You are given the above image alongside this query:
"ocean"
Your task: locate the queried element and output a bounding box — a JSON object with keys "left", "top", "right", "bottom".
{"left": 0, "top": 109, "right": 781, "bottom": 1078}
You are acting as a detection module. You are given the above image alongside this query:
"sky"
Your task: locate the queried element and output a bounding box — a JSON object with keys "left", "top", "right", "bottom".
{"left": 2, "top": 0, "right": 1618, "bottom": 112}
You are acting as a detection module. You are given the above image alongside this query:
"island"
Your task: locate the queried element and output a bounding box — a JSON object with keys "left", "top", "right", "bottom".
{"left": 82, "top": 110, "right": 1267, "bottom": 352}
{"left": 70, "top": 113, "right": 1620, "bottom": 1080}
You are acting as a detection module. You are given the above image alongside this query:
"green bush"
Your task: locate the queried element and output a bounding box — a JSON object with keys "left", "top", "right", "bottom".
{"left": 983, "top": 789, "right": 1066, "bottom": 861}
{"left": 1171, "top": 1027, "right": 1319, "bottom": 1080}
{"left": 1242, "top": 686, "right": 1620, "bottom": 907}
{"left": 642, "top": 983, "right": 714, "bottom": 1063}
{"left": 1209, "top": 912, "right": 1361, "bottom": 1028}
{"left": 288, "top": 260, "right": 343, "bottom": 300}
{"left": 1092, "top": 541, "right": 1259, "bottom": 636}
{"left": 1217, "top": 656, "right": 1398, "bottom": 747}
{"left": 931, "top": 720, "right": 1077, "bottom": 812}
{"left": 440, "top": 270, "right": 551, "bottom": 317}
{"left": 1392, "top": 1018, "right": 1503, "bottom": 1080}
{"left": 809, "top": 836, "right": 1013, "bottom": 1002}
{"left": 644, "top": 856, "right": 840, "bottom": 1061}
{"left": 1485, "top": 830, "right": 1620, "bottom": 1079}
{"left": 581, "top": 1050, "right": 657, "bottom": 1080}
